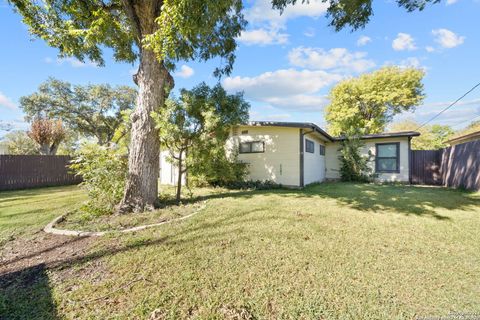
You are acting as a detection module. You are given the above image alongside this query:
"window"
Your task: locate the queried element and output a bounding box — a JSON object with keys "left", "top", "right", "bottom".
{"left": 241, "top": 130, "right": 248, "bottom": 135}
{"left": 305, "top": 139, "right": 314, "bottom": 153}
{"left": 319, "top": 145, "right": 325, "bottom": 156}
{"left": 239, "top": 141, "right": 264, "bottom": 153}
{"left": 375, "top": 143, "right": 400, "bottom": 173}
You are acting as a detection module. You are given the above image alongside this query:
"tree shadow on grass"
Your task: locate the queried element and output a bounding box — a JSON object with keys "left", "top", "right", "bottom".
{"left": 0, "top": 264, "right": 58, "bottom": 320}
{"left": 165, "top": 182, "right": 480, "bottom": 221}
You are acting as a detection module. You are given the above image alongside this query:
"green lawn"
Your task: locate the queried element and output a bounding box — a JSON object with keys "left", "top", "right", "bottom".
{"left": 0, "top": 185, "right": 87, "bottom": 245}
{"left": 1, "top": 183, "right": 480, "bottom": 319}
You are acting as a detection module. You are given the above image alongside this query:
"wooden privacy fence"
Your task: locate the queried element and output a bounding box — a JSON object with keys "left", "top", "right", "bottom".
{"left": 0, "top": 155, "right": 81, "bottom": 191}
{"left": 410, "top": 140, "right": 480, "bottom": 191}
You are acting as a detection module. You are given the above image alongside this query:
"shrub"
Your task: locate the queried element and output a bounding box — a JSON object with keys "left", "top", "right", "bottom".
{"left": 70, "top": 143, "right": 127, "bottom": 214}
{"left": 338, "top": 134, "right": 374, "bottom": 182}
{"left": 188, "top": 147, "right": 249, "bottom": 188}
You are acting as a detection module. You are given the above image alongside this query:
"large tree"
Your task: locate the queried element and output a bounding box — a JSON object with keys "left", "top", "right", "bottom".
{"left": 153, "top": 83, "right": 249, "bottom": 202}
{"left": 326, "top": 67, "right": 425, "bottom": 136}
{"left": 390, "top": 119, "right": 453, "bottom": 150}
{"left": 20, "top": 78, "right": 136, "bottom": 146}
{"left": 8, "top": 0, "right": 438, "bottom": 212}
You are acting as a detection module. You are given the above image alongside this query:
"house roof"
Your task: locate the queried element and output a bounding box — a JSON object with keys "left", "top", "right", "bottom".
{"left": 446, "top": 130, "right": 480, "bottom": 145}
{"left": 244, "top": 121, "right": 420, "bottom": 142}
{"left": 247, "top": 121, "right": 335, "bottom": 141}
{"left": 333, "top": 131, "right": 421, "bottom": 141}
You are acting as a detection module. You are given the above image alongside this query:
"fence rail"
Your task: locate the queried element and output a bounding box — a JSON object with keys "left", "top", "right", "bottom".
{"left": 410, "top": 140, "right": 480, "bottom": 191}
{"left": 0, "top": 155, "right": 81, "bottom": 191}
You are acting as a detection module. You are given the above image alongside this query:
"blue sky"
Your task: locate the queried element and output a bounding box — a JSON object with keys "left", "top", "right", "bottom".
{"left": 1, "top": 0, "right": 479, "bottom": 137}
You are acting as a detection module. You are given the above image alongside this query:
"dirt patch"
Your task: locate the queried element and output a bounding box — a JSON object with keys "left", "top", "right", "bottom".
{"left": 0, "top": 232, "right": 94, "bottom": 277}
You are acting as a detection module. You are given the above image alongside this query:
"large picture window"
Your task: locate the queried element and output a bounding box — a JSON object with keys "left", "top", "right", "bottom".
{"left": 239, "top": 141, "right": 264, "bottom": 153}
{"left": 305, "top": 139, "right": 314, "bottom": 153}
{"left": 375, "top": 143, "right": 400, "bottom": 173}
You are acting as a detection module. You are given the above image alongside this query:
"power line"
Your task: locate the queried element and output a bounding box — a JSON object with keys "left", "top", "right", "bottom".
{"left": 415, "top": 81, "right": 480, "bottom": 131}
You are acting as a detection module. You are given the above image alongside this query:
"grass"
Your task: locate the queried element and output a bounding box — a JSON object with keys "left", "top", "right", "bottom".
{"left": 57, "top": 185, "right": 234, "bottom": 232}
{"left": 0, "top": 185, "right": 86, "bottom": 246}
{"left": 2, "top": 182, "right": 480, "bottom": 319}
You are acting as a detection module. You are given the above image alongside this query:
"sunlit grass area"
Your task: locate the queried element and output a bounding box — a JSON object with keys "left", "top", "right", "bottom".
{"left": 0, "top": 185, "right": 86, "bottom": 245}
{"left": 2, "top": 183, "right": 480, "bottom": 319}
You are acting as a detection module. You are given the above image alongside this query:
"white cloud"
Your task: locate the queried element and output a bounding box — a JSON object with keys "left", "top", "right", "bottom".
{"left": 240, "top": 0, "right": 327, "bottom": 46}
{"left": 288, "top": 47, "right": 375, "bottom": 73}
{"left": 51, "top": 57, "right": 98, "bottom": 68}
{"left": 432, "top": 28, "right": 465, "bottom": 48}
{"left": 303, "top": 27, "right": 316, "bottom": 38}
{"left": 238, "top": 28, "right": 288, "bottom": 45}
{"left": 175, "top": 65, "right": 195, "bottom": 78}
{"left": 0, "top": 92, "right": 17, "bottom": 110}
{"left": 357, "top": 35, "right": 372, "bottom": 46}
{"left": 425, "top": 46, "right": 435, "bottom": 53}
{"left": 399, "top": 57, "right": 422, "bottom": 68}
{"left": 392, "top": 33, "right": 417, "bottom": 51}
{"left": 262, "top": 113, "right": 292, "bottom": 121}
{"left": 245, "top": 0, "right": 328, "bottom": 28}
{"left": 446, "top": 0, "right": 459, "bottom": 5}
{"left": 223, "top": 69, "right": 341, "bottom": 111}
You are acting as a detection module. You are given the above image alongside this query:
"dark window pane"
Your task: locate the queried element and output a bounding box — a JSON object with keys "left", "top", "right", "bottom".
{"left": 306, "top": 139, "right": 314, "bottom": 153}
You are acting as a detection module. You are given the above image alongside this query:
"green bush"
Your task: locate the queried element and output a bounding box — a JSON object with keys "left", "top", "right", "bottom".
{"left": 188, "top": 147, "right": 249, "bottom": 187}
{"left": 338, "top": 134, "right": 374, "bottom": 182}
{"left": 70, "top": 143, "right": 127, "bottom": 214}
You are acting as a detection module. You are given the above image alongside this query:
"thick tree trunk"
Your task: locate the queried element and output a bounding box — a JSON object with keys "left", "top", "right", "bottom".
{"left": 118, "top": 49, "right": 172, "bottom": 213}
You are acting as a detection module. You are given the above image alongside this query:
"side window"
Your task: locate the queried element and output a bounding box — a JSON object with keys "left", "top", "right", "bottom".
{"left": 239, "top": 141, "right": 265, "bottom": 153}
{"left": 305, "top": 139, "right": 314, "bottom": 153}
{"left": 319, "top": 145, "right": 325, "bottom": 156}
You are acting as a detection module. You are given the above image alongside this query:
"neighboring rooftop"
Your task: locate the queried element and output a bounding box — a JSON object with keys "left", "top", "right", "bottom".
{"left": 446, "top": 130, "right": 480, "bottom": 145}
{"left": 244, "top": 121, "right": 420, "bottom": 141}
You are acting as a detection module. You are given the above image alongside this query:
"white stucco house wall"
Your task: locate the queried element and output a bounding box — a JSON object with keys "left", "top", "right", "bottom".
{"left": 160, "top": 121, "right": 420, "bottom": 187}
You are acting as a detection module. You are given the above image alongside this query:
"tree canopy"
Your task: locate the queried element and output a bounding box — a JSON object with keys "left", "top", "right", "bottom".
{"left": 390, "top": 119, "right": 453, "bottom": 150}
{"left": 0, "top": 131, "right": 39, "bottom": 155}
{"left": 152, "top": 83, "right": 250, "bottom": 201}
{"left": 20, "top": 78, "right": 136, "bottom": 145}
{"left": 325, "top": 67, "right": 425, "bottom": 136}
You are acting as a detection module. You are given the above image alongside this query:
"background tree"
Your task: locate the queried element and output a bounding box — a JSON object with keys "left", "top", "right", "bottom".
{"left": 326, "top": 67, "right": 425, "bottom": 136}
{"left": 0, "top": 131, "right": 39, "bottom": 155}
{"left": 450, "top": 120, "right": 480, "bottom": 140}
{"left": 152, "top": 83, "right": 249, "bottom": 202}
{"left": 8, "top": 0, "right": 438, "bottom": 212}
{"left": 28, "top": 118, "right": 66, "bottom": 155}
{"left": 390, "top": 119, "right": 454, "bottom": 150}
{"left": 20, "top": 78, "right": 136, "bottom": 146}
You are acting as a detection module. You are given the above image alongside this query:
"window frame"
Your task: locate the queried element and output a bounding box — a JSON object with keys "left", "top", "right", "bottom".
{"left": 319, "top": 144, "right": 325, "bottom": 156}
{"left": 239, "top": 141, "right": 265, "bottom": 154}
{"left": 375, "top": 142, "right": 400, "bottom": 173}
{"left": 305, "top": 139, "right": 314, "bottom": 153}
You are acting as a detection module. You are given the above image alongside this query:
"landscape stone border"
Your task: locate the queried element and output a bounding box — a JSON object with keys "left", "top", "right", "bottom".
{"left": 44, "top": 201, "right": 207, "bottom": 237}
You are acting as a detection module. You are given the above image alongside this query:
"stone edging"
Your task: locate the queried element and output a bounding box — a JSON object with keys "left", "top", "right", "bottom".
{"left": 44, "top": 201, "right": 207, "bottom": 237}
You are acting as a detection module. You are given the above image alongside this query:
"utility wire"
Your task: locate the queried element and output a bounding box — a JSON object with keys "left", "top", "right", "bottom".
{"left": 415, "top": 82, "right": 480, "bottom": 131}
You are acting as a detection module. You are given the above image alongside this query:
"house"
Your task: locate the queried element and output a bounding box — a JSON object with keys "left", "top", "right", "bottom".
{"left": 446, "top": 130, "right": 480, "bottom": 146}
{"left": 160, "top": 121, "right": 420, "bottom": 187}
{"left": 226, "top": 121, "right": 420, "bottom": 187}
